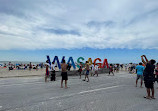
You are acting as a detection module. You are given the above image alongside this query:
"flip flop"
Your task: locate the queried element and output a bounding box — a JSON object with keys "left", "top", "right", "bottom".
{"left": 144, "top": 96, "right": 151, "bottom": 99}
{"left": 151, "top": 97, "right": 156, "bottom": 99}
{"left": 65, "top": 87, "right": 70, "bottom": 89}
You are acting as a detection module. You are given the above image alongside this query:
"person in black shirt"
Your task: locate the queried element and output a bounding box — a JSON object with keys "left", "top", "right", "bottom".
{"left": 141, "top": 55, "right": 156, "bottom": 99}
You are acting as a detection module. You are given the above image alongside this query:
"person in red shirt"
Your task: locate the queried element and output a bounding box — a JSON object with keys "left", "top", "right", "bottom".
{"left": 45, "top": 60, "right": 50, "bottom": 82}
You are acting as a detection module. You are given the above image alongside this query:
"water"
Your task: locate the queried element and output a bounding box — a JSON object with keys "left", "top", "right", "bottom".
{"left": 0, "top": 61, "right": 44, "bottom": 66}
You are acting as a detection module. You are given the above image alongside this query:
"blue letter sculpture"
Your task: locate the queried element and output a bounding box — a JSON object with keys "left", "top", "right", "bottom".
{"left": 61, "top": 56, "right": 65, "bottom": 63}
{"left": 53, "top": 56, "right": 61, "bottom": 69}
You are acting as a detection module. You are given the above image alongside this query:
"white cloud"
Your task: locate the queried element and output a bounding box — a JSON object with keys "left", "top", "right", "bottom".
{"left": 0, "top": 0, "right": 158, "bottom": 50}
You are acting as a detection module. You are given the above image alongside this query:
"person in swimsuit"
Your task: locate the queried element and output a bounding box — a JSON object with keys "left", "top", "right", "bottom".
{"left": 61, "top": 60, "right": 68, "bottom": 88}
{"left": 83, "top": 61, "right": 89, "bottom": 82}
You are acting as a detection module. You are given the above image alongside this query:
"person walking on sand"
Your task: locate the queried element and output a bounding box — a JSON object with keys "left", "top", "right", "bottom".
{"left": 45, "top": 60, "right": 50, "bottom": 82}
{"left": 83, "top": 61, "right": 89, "bottom": 82}
{"left": 141, "top": 55, "right": 156, "bottom": 99}
{"left": 135, "top": 62, "right": 145, "bottom": 88}
{"left": 61, "top": 60, "right": 68, "bottom": 88}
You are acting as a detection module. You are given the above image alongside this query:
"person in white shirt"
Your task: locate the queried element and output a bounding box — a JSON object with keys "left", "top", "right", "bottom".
{"left": 94, "top": 64, "right": 99, "bottom": 77}
{"left": 125, "top": 64, "right": 128, "bottom": 71}
{"left": 128, "top": 63, "right": 132, "bottom": 73}
{"left": 91, "top": 64, "right": 95, "bottom": 76}
{"left": 50, "top": 62, "right": 56, "bottom": 81}
{"left": 114, "top": 64, "right": 117, "bottom": 72}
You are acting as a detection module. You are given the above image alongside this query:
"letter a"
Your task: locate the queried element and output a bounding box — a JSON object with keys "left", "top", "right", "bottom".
{"left": 67, "top": 57, "right": 76, "bottom": 69}
{"left": 87, "top": 58, "right": 93, "bottom": 65}
{"left": 102, "top": 59, "right": 109, "bottom": 68}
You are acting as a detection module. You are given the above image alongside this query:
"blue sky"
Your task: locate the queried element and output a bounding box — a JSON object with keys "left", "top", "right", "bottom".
{"left": 0, "top": 0, "right": 158, "bottom": 63}
{"left": 0, "top": 48, "right": 158, "bottom": 64}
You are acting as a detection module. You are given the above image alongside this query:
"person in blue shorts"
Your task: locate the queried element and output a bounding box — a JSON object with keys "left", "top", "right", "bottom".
{"left": 83, "top": 61, "right": 89, "bottom": 82}
{"left": 136, "top": 62, "right": 145, "bottom": 87}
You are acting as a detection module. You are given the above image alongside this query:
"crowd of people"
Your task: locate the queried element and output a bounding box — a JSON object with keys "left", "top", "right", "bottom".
{"left": 0, "top": 62, "right": 44, "bottom": 71}
{"left": 44, "top": 61, "right": 123, "bottom": 88}
{"left": 45, "top": 60, "right": 105, "bottom": 88}
{"left": 1, "top": 55, "right": 158, "bottom": 100}
{"left": 44, "top": 55, "right": 158, "bottom": 100}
